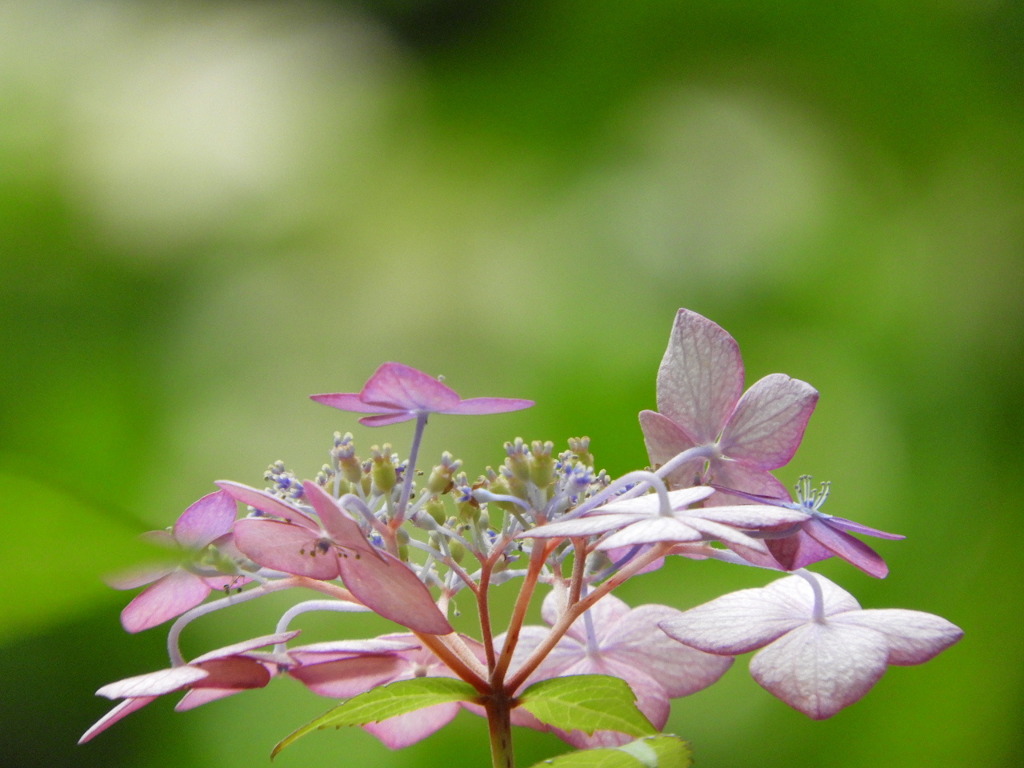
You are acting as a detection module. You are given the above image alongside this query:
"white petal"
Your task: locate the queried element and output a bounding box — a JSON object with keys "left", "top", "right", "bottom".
{"left": 832, "top": 609, "right": 963, "bottom": 665}
{"left": 750, "top": 620, "right": 889, "bottom": 719}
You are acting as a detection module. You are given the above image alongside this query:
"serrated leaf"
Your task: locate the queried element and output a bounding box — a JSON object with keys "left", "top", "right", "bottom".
{"left": 271, "top": 677, "right": 478, "bottom": 758}
{"left": 526, "top": 735, "right": 693, "bottom": 768}
{"left": 518, "top": 675, "right": 656, "bottom": 738}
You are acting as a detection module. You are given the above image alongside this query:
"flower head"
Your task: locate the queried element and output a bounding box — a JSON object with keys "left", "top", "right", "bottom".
{"left": 111, "top": 490, "right": 247, "bottom": 633}
{"left": 639, "top": 309, "right": 818, "bottom": 502}
{"left": 311, "top": 362, "right": 533, "bottom": 426}
{"left": 660, "top": 572, "right": 962, "bottom": 719}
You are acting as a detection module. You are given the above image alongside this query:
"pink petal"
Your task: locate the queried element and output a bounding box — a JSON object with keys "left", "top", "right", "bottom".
{"left": 191, "top": 631, "right": 301, "bottom": 663}
{"left": 97, "top": 666, "right": 209, "bottom": 699}
{"left": 703, "top": 461, "right": 791, "bottom": 506}
{"left": 288, "top": 637, "right": 416, "bottom": 662}
{"left": 827, "top": 516, "right": 905, "bottom": 540}
{"left": 750, "top": 621, "right": 889, "bottom": 719}
{"left": 233, "top": 518, "right": 340, "bottom": 579}
{"left": 107, "top": 561, "right": 176, "bottom": 590}
{"left": 175, "top": 686, "right": 249, "bottom": 710}
{"left": 173, "top": 490, "right": 238, "bottom": 549}
{"left": 191, "top": 657, "right": 271, "bottom": 689}
{"left": 360, "top": 362, "right": 462, "bottom": 412}
{"left": 359, "top": 411, "right": 418, "bottom": 427}
{"left": 767, "top": 529, "right": 834, "bottom": 571}
{"left": 833, "top": 610, "right": 963, "bottom": 665}
{"left": 444, "top": 397, "right": 534, "bottom": 415}
{"left": 718, "top": 374, "right": 818, "bottom": 468}
{"left": 337, "top": 550, "right": 453, "bottom": 635}
{"left": 120, "top": 569, "right": 212, "bottom": 633}
{"left": 309, "top": 393, "right": 392, "bottom": 413}
{"left": 79, "top": 697, "right": 156, "bottom": 744}
{"left": 301, "top": 482, "right": 381, "bottom": 559}
{"left": 600, "top": 603, "right": 733, "bottom": 697}
{"left": 364, "top": 702, "right": 461, "bottom": 749}
{"left": 290, "top": 655, "right": 405, "bottom": 698}
{"left": 215, "top": 481, "right": 320, "bottom": 530}
{"left": 803, "top": 518, "right": 890, "bottom": 578}
{"left": 638, "top": 410, "right": 703, "bottom": 488}
{"left": 655, "top": 309, "right": 745, "bottom": 443}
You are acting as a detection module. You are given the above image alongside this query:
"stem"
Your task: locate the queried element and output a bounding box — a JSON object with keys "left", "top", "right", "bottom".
{"left": 506, "top": 542, "right": 672, "bottom": 692}
{"left": 484, "top": 692, "right": 516, "bottom": 768}
{"left": 166, "top": 576, "right": 359, "bottom": 665}
{"left": 794, "top": 568, "right": 827, "bottom": 622}
{"left": 492, "top": 539, "right": 552, "bottom": 684}
{"left": 394, "top": 411, "right": 428, "bottom": 525}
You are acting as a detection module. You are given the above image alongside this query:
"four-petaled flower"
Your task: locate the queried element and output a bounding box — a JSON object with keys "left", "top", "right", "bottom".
{"left": 498, "top": 589, "right": 733, "bottom": 748}
{"left": 218, "top": 480, "right": 453, "bottom": 635}
{"left": 311, "top": 362, "right": 534, "bottom": 426}
{"left": 524, "top": 486, "right": 811, "bottom": 564}
{"left": 79, "top": 632, "right": 298, "bottom": 743}
{"left": 111, "top": 490, "right": 247, "bottom": 633}
{"left": 639, "top": 309, "right": 818, "bottom": 503}
{"left": 728, "top": 476, "right": 906, "bottom": 578}
{"left": 660, "top": 572, "right": 962, "bottom": 719}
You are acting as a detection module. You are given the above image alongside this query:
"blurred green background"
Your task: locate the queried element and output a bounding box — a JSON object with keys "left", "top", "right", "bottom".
{"left": 2, "top": 0, "right": 1021, "bottom": 765}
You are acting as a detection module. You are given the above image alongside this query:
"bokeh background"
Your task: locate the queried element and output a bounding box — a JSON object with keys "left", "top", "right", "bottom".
{"left": 2, "top": 0, "right": 1021, "bottom": 766}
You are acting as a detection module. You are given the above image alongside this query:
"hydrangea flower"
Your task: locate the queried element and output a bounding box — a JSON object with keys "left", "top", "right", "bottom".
{"left": 111, "top": 490, "right": 247, "bottom": 633}
{"left": 728, "top": 476, "right": 906, "bottom": 577}
{"left": 311, "top": 362, "right": 534, "bottom": 426}
{"left": 79, "top": 632, "right": 297, "bottom": 743}
{"left": 659, "top": 572, "right": 962, "bottom": 719}
{"left": 639, "top": 309, "right": 818, "bottom": 502}
{"left": 524, "top": 486, "right": 810, "bottom": 563}
{"left": 499, "top": 590, "right": 733, "bottom": 748}
{"left": 217, "top": 480, "right": 453, "bottom": 635}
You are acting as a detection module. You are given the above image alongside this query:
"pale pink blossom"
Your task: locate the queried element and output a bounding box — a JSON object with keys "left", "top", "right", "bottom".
{"left": 639, "top": 309, "right": 818, "bottom": 502}
{"left": 660, "top": 573, "right": 962, "bottom": 719}
{"left": 218, "top": 480, "right": 453, "bottom": 635}
{"left": 79, "top": 632, "right": 297, "bottom": 743}
{"left": 111, "top": 490, "right": 246, "bottom": 633}
{"left": 311, "top": 362, "right": 533, "bottom": 426}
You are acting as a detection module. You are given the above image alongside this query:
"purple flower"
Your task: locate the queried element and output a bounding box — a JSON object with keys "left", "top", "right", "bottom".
{"left": 79, "top": 632, "right": 298, "bottom": 743}
{"left": 218, "top": 480, "right": 453, "bottom": 635}
{"left": 660, "top": 572, "right": 962, "bottom": 719}
{"left": 288, "top": 634, "right": 486, "bottom": 748}
{"left": 110, "top": 490, "right": 247, "bottom": 633}
{"left": 310, "top": 362, "right": 534, "bottom": 426}
{"left": 639, "top": 309, "right": 818, "bottom": 502}
{"left": 499, "top": 590, "right": 732, "bottom": 748}
{"left": 724, "top": 476, "right": 905, "bottom": 578}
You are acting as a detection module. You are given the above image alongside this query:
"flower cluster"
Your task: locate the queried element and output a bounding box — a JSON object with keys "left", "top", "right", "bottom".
{"left": 82, "top": 312, "right": 961, "bottom": 767}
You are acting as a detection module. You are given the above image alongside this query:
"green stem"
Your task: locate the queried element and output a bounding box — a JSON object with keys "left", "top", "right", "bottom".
{"left": 484, "top": 692, "right": 516, "bottom": 768}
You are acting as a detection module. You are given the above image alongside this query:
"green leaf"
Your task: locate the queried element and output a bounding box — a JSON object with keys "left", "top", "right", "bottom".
{"left": 271, "top": 677, "right": 479, "bottom": 758}
{"left": 518, "top": 675, "right": 656, "bottom": 738}
{"left": 526, "top": 735, "right": 693, "bottom": 768}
